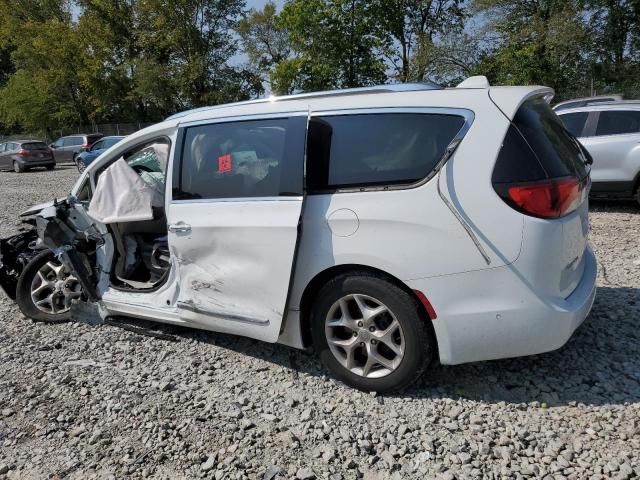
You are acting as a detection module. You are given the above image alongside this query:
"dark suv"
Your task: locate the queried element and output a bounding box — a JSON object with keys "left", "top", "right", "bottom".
{"left": 50, "top": 134, "right": 104, "bottom": 164}
{"left": 0, "top": 140, "right": 55, "bottom": 173}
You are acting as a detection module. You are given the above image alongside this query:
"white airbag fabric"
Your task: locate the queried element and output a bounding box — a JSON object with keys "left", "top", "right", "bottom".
{"left": 88, "top": 159, "right": 163, "bottom": 224}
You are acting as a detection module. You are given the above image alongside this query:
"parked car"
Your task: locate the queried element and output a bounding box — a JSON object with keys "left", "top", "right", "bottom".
{"left": 49, "top": 133, "right": 104, "bottom": 165}
{"left": 0, "top": 77, "right": 596, "bottom": 392}
{"left": 553, "top": 94, "right": 624, "bottom": 111}
{"left": 0, "top": 140, "right": 55, "bottom": 173}
{"left": 557, "top": 101, "right": 640, "bottom": 205}
{"left": 75, "top": 136, "right": 125, "bottom": 172}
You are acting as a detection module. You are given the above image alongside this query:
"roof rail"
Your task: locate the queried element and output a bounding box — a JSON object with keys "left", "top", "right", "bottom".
{"left": 165, "top": 82, "right": 441, "bottom": 121}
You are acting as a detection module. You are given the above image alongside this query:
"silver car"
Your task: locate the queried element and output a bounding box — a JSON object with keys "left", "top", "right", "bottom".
{"left": 557, "top": 101, "right": 640, "bottom": 205}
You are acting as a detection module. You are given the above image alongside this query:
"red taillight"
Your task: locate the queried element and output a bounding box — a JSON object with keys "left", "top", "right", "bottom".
{"left": 82, "top": 143, "right": 91, "bottom": 148}
{"left": 506, "top": 177, "right": 582, "bottom": 219}
{"left": 17, "top": 148, "right": 29, "bottom": 157}
{"left": 47, "top": 147, "right": 53, "bottom": 155}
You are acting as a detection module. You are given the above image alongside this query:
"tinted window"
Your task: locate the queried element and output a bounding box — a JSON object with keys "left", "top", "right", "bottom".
{"left": 307, "top": 113, "right": 465, "bottom": 189}
{"left": 52, "top": 139, "right": 63, "bottom": 148}
{"left": 595, "top": 110, "right": 640, "bottom": 136}
{"left": 63, "top": 137, "right": 83, "bottom": 146}
{"left": 87, "top": 134, "right": 104, "bottom": 144}
{"left": 175, "top": 117, "right": 305, "bottom": 200}
{"left": 559, "top": 112, "right": 588, "bottom": 137}
{"left": 21, "top": 142, "right": 47, "bottom": 150}
{"left": 90, "top": 140, "right": 104, "bottom": 151}
{"left": 103, "top": 137, "right": 122, "bottom": 148}
{"left": 493, "top": 97, "right": 588, "bottom": 184}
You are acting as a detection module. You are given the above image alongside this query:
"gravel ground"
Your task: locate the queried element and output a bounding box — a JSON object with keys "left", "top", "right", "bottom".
{"left": 0, "top": 167, "right": 639, "bottom": 480}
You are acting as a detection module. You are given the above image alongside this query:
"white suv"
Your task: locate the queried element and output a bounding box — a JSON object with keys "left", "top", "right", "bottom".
{"left": 0, "top": 77, "right": 597, "bottom": 392}
{"left": 557, "top": 101, "right": 640, "bottom": 205}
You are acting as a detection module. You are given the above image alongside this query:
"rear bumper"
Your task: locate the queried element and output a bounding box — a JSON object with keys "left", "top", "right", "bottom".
{"left": 407, "top": 245, "right": 597, "bottom": 365}
{"left": 17, "top": 158, "right": 55, "bottom": 167}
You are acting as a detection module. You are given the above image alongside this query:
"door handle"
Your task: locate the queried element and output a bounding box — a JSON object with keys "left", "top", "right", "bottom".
{"left": 168, "top": 223, "right": 191, "bottom": 233}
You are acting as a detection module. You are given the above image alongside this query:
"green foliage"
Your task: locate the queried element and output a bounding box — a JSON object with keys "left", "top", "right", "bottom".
{"left": 0, "top": 0, "right": 639, "bottom": 133}
{"left": 276, "top": 0, "right": 387, "bottom": 93}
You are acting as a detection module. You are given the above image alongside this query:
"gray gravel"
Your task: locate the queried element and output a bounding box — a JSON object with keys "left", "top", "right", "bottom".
{"left": 1, "top": 167, "right": 639, "bottom": 479}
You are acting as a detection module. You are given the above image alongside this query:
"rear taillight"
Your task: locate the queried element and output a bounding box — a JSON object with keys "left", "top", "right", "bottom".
{"left": 17, "top": 149, "right": 29, "bottom": 157}
{"left": 501, "top": 176, "right": 582, "bottom": 219}
{"left": 82, "top": 143, "right": 91, "bottom": 148}
{"left": 47, "top": 147, "right": 53, "bottom": 155}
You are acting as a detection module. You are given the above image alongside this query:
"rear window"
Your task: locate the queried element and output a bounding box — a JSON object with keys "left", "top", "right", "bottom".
{"left": 21, "top": 142, "right": 47, "bottom": 150}
{"left": 87, "top": 135, "right": 104, "bottom": 144}
{"left": 306, "top": 113, "right": 466, "bottom": 190}
{"left": 595, "top": 110, "right": 640, "bottom": 136}
{"left": 493, "top": 97, "right": 588, "bottom": 184}
{"left": 559, "top": 112, "right": 588, "bottom": 137}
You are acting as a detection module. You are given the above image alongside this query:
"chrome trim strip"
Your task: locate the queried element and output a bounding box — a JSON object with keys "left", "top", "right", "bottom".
{"left": 179, "top": 111, "right": 308, "bottom": 128}
{"left": 171, "top": 196, "right": 303, "bottom": 205}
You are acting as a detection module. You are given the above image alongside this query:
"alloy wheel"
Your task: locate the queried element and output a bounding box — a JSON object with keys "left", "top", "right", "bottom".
{"left": 325, "top": 294, "right": 405, "bottom": 378}
{"left": 30, "top": 259, "right": 82, "bottom": 315}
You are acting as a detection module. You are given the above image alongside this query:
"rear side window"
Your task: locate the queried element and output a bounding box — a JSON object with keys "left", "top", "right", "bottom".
{"left": 174, "top": 117, "right": 306, "bottom": 200}
{"left": 306, "top": 113, "right": 466, "bottom": 190}
{"left": 559, "top": 112, "right": 588, "bottom": 137}
{"left": 63, "top": 137, "right": 83, "bottom": 146}
{"left": 21, "top": 142, "right": 47, "bottom": 150}
{"left": 595, "top": 110, "right": 640, "bottom": 136}
{"left": 493, "top": 97, "right": 588, "bottom": 184}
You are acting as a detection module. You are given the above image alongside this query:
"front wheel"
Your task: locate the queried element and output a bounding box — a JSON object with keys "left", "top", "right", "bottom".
{"left": 15, "top": 251, "right": 82, "bottom": 323}
{"left": 76, "top": 157, "right": 86, "bottom": 173}
{"left": 311, "top": 273, "right": 433, "bottom": 393}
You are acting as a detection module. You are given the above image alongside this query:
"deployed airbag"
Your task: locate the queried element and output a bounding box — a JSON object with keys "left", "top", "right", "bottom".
{"left": 88, "top": 159, "right": 163, "bottom": 224}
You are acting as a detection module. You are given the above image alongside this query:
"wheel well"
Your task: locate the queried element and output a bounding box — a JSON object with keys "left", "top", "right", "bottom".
{"left": 298, "top": 264, "right": 438, "bottom": 358}
{"left": 633, "top": 171, "right": 640, "bottom": 196}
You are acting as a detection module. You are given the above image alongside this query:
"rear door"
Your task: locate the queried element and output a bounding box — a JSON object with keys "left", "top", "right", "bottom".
{"left": 167, "top": 113, "right": 307, "bottom": 342}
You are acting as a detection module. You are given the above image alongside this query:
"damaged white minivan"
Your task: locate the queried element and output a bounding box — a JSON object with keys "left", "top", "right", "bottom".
{"left": 0, "top": 77, "right": 597, "bottom": 392}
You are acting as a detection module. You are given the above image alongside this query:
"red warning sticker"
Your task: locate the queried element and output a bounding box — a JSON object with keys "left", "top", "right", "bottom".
{"left": 218, "top": 153, "right": 232, "bottom": 173}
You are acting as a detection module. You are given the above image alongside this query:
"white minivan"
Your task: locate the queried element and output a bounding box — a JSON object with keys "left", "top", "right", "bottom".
{"left": 0, "top": 77, "right": 597, "bottom": 392}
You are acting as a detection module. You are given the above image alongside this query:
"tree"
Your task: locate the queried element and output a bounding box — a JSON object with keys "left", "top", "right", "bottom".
{"left": 134, "top": 0, "right": 262, "bottom": 113}
{"left": 238, "top": 1, "right": 291, "bottom": 89}
{"left": 275, "top": 0, "right": 387, "bottom": 94}
{"left": 471, "top": 0, "right": 590, "bottom": 97}
{"left": 371, "top": 0, "right": 466, "bottom": 83}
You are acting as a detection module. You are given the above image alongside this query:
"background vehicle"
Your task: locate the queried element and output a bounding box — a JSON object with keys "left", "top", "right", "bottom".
{"left": 553, "top": 94, "right": 623, "bottom": 111}
{"left": 49, "top": 134, "right": 104, "bottom": 165}
{"left": 557, "top": 101, "right": 640, "bottom": 205}
{"left": 0, "top": 140, "right": 55, "bottom": 173}
{"left": 75, "top": 136, "right": 125, "bottom": 172}
{"left": 0, "top": 78, "right": 596, "bottom": 392}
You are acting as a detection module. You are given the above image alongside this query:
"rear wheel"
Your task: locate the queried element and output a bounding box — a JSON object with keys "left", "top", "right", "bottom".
{"left": 13, "top": 161, "right": 24, "bottom": 173}
{"left": 311, "top": 272, "right": 433, "bottom": 393}
{"left": 46, "top": 164, "right": 55, "bottom": 171}
{"left": 16, "top": 251, "right": 82, "bottom": 323}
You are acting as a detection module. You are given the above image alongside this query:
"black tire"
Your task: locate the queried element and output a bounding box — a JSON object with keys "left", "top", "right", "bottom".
{"left": 46, "top": 164, "right": 55, "bottom": 171}
{"left": 311, "top": 272, "right": 433, "bottom": 393}
{"left": 13, "top": 161, "right": 24, "bottom": 173}
{"left": 16, "top": 250, "right": 73, "bottom": 323}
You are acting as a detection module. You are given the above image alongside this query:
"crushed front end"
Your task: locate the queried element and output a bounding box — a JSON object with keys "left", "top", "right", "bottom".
{"left": 0, "top": 225, "right": 41, "bottom": 300}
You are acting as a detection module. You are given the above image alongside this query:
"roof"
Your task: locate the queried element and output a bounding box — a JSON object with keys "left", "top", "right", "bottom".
{"left": 555, "top": 101, "right": 640, "bottom": 114}
{"left": 165, "top": 82, "right": 442, "bottom": 121}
